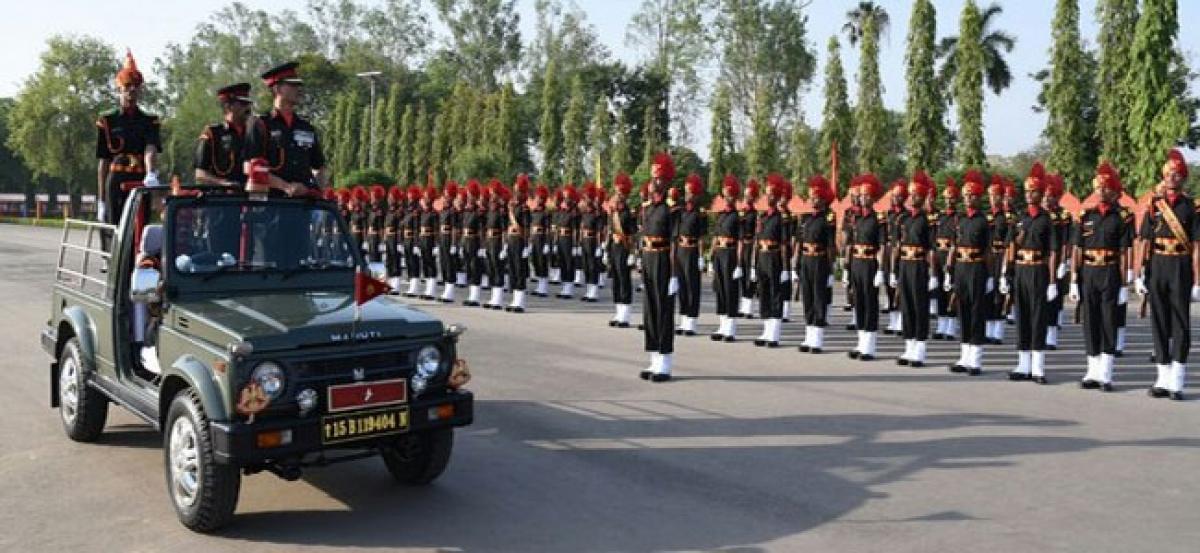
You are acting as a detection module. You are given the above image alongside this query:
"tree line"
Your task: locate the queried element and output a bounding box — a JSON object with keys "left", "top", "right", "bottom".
{"left": 2, "top": 0, "right": 1196, "bottom": 202}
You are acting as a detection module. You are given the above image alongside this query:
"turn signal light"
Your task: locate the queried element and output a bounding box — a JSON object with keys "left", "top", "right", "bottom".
{"left": 256, "top": 429, "right": 293, "bottom": 448}
{"left": 430, "top": 405, "right": 455, "bottom": 421}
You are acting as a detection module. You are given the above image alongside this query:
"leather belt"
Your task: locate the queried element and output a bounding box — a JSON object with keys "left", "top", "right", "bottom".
{"left": 403, "top": 230, "right": 415, "bottom": 238}
{"left": 852, "top": 244, "right": 879, "bottom": 259}
{"left": 531, "top": 226, "right": 546, "bottom": 234}
{"left": 461, "top": 231, "right": 479, "bottom": 237}
{"left": 714, "top": 236, "right": 738, "bottom": 248}
{"left": 1015, "top": 248, "right": 1047, "bottom": 265}
{"left": 487, "top": 229, "right": 504, "bottom": 237}
{"left": 508, "top": 226, "right": 525, "bottom": 235}
{"left": 936, "top": 237, "right": 953, "bottom": 250}
{"left": 800, "top": 242, "right": 826, "bottom": 256}
{"left": 559, "top": 229, "right": 574, "bottom": 236}
{"left": 419, "top": 231, "right": 436, "bottom": 237}
{"left": 955, "top": 246, "right": 985, "bottom": 263}
{"left": 899, "top": 245, "right": 927, "bottom": 261}
{"left": 678, "top": 236, "right": 699, "bottom": 247}
{"left": 643, "top": 235, "right": 669, "bottom": 251}
{"left": 1154, "top": 237, "right": 1190, "bottom": 256}
{"left": 440, "top": 225, "right": 452, "bottom": 232}
{"left": 1083, "top": 248, "right": 1118, "bottom": 266}
{"left": 581, "top": 230, "right": 597, "bottom": 237}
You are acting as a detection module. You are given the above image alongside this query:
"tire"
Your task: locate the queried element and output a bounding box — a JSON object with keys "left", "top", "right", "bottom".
{"left": 163, "top": 389, "right": 241, "bottom": 532}
{"left": 58, "top": 337, "right": 108, "bottom": 442}
{"left": 381, "top": 428, "right": 454, "bottom": 485}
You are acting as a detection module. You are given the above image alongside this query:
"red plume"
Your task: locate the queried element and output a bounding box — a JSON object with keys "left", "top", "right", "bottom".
{"left": 651, "top": 152, "right": 676, "bottom": 182}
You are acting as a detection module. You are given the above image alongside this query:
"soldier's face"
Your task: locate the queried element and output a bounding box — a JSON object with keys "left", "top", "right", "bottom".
{"left": 964, "top": 191, "right": 981, "bottom": 207}
{"left": 1026, "top": 189, "right": 1042, "bottom": 207}
{"left": 225, "top": 101, "right": 250, "bottom": 122}
{"left": 118, "top": 84, "right": 139, "bottom": 107}
{"left": 1044, "top": 195, "right": 1058, "bottom": 209}
{"left": 276, "top": 82, "right": 303, "bottom": 105}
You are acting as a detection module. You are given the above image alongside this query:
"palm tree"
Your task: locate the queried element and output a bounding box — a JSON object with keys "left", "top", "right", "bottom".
{"left": 841, "top": 2, "right": 890, "bottom": 47}
{"left": 936, "top": 2, "right": 1016, "bottom": 96}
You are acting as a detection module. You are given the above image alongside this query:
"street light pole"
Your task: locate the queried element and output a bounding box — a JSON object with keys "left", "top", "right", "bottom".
{"left": 356, "top": 71, "right": 382, "bottom": 168}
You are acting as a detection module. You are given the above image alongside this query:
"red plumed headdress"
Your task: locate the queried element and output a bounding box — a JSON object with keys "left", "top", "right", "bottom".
{"left": 115, "top": 49, "right": 143, "bottom": 88}
{"left": 685, "top": 173, "right": 703, "bottom": 196}
{"left": 1093, "top": 161, "right": 1122, "bottom": 192}
{"left": 614, "top": 173, "right": 633, "bottom": 196}
{"left": 722, "top": 174, "right": 741, "bottom": 197}
{"left": 651, "top": 152, "right": 676, "bottom": 182}
{"left": 1163, "top": 148, "right": 1188, "bottom": 179}
{"left": 514, "top": 173, "right": 531, "bottom": 195}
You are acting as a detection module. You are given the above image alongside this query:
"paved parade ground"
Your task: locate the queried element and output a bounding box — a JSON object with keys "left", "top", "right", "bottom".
{"left": 2, "top": 222, "right": 1199, "bottom": 552}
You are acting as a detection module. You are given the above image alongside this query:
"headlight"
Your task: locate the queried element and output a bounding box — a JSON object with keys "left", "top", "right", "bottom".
{"left": 415, "top": 346, "right": 442, "bottom": 378}
{"left": 251, "top": 362, "right": 286, "bottom": 400}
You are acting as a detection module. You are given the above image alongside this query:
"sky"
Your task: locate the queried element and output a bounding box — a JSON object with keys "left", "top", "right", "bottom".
{"left": 2, "top": 0, "right": 1197, "bottom": 159}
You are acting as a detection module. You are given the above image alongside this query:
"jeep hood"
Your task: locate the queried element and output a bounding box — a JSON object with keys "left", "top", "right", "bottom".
{"left": 170, "top": 291, "right": 443, "bottom": 352}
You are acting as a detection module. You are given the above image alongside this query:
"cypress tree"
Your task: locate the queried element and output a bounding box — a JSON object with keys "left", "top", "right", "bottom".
{"left": 562, "top": 75, "right": 588, "bottom": 186}
{"left": 1046, "top": 0, "right": 1093, "bottom": 190}
{"left": 430, "top": 106, "right": 449, "bottom": 185}
{"left": 854, "top": 13, "right": 887, "bottom": 174}
{"left": 380, "top": 83, "right": 402, "bottom": 176}
{"left": 1096, "top": 0, "right": 1139, "bottom": 175}
{"left": 708, "top": 83, "right": 734, "bottom": 194}
{"left": 356, "top": 105, "right": 372, "bottom": 169}
{"left": 746, "top": 85, "right": 777, "bottom": 179}
{"left": 538, "top": 60, "right": 563, "bottom": 184}
{"left": 1125, "top": 0, "right": 1187, "bottom": 191}
{"left": 641, "top": 102, "right": 662, "bottom": 172}
{"left": 788, "top": 118, "right": 817, "bottom": 185}
{"left": 397, "top": 103, "right": 415, "bottom": 185}
{"left": 587, "top": 97, "right": 611, "bottom": 184}
{"left": 412, "top": 102, "right": 431, "bottom": 185}
{"left": 494, "top": 83, "right": 521, "bottom": 180}
{"left": 953, "top": 0, "right": 987, "bottom": 168}
{"left": 819, "top": 37, "right": 855, "bottom": 193}
{"left": 904, "top": 0, "right": 942, "bottom": 173}
{"left": 610, "top": 109, "right": 633, "bottom": 179}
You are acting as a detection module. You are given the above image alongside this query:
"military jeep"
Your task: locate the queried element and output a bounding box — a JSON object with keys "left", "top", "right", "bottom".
{"left": 41, "top": 185, "right": 474, "bottom": 532}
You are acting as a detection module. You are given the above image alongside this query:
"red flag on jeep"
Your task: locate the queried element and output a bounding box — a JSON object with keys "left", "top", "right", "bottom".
{"left": 354, "top": 268, "right": 390, "bottom": 306}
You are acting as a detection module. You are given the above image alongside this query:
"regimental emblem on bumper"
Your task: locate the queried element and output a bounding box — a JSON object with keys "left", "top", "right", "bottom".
{"left": 326, "top": 378, "right": 407, "bottom": 413}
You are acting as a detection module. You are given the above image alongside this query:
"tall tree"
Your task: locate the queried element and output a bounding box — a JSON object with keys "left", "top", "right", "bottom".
{"left": 610, "top": 109, "right": 633, "bottom": 179}
{"left": 430, "top": 108, "right": 450, "bottom": 185}
{"left": 1096, "top": 0, "right": 1139, "bottom": 174}
{"left": 6, "top": 35, "right": 116, "bottom": 197}
{"left": 307, "top": 0, "right": 429, "bottom": 67}
{"left": 562, "top": 75, "right": 588, "bottom": 185}
{"left": 412, "top": 101, "right": 431, "bottom": 184}
{"left": 397, "top": 103, "right": 415, "bottom": 184}
{"left": 819, "top": 36, "right": 855, "bottom": 191}
{"left": 746, "top": 85, "right": 777, "bottom": 179}
{"left": 850, "top": 7, "right": 888, "bottom": 174}
{"left": 538, "top": 60, "right": 563, "bottom": 183}
{"left": 356, "top": 104, "right": 373, "bottom": 169}
{"left": 526, "top": 0, "right": 610, "bottom": 78}
{"left": 715, "top": 0, "right": 816, "bottom": 136}
{"left": 379, "top": 82, "right": 402, "bottom": 176}
{"left": 707, "top": 82, "right": 735, "bottom": 194}
{"left": 1045, "top": 0, "right": 1093, "bottom": 189}
{"left": 788, "top": 117, "right": 817, "bottom": 184}
{"left": 587, "top": 97, "right": 611, "bottom": 184}
{"left": 903, "top": 0, "right": 944, "bottom": 173}
{"left": 841, "top": 2, "right": 889, "bottom": 47}
{"left": 1032, "top": 46, "right": 1100, "bottom": 194}
{"left": 640, "top": 102, "right": 664, "bottom": 175}
{"left": 492, "top": 83, "right": 522, "bottom": 180}
{"left": 1125, "top": 0, "right": 1188, "bottom": 191}
{"left": 936, "top": 2, "right": 1016, "bottom": 97}
{"left": 953, "top": 0, "right": 987, "bottom": 168}
{"left": 432, "top": 0, "right": 522, "bottom": 90}
{"left": 626, "top": 0, "right": 710, "bottom": 146}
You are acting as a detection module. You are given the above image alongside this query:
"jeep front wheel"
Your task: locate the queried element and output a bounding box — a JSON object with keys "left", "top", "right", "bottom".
{"left": 380, "top": 428, "right": 454, "bottom": 485}
{"left": 164, "top": 390, "right": 240, "bottom": 532}
{"left": 58, "top": 337, "right": 108, "bottom": 442}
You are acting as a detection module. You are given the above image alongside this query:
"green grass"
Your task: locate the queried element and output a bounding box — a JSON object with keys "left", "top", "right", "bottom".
{"left": 0, "top": 216, "right": 68, "bottom": 229}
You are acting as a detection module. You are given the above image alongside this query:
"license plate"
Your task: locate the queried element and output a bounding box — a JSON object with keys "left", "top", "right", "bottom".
{"left": 327, "top": 378, "right": 407, "bottom": 412}
{"left": 322, "top": 406, "right": 409, "bottom": 444}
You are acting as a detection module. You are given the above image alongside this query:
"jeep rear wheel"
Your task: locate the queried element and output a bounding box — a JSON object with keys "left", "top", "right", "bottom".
{"left": 164, "top": 390, "right": 240, "bottom": 532}
{"left": 58, "top": 337, "right": 108, "bottom": 442}
{"left": 380, "top": 428, "right": 454, "bottom": 485}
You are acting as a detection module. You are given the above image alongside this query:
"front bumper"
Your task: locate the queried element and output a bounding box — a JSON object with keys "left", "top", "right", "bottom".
{"left": 209, "top": 389, "right": 474, "bottom": 465}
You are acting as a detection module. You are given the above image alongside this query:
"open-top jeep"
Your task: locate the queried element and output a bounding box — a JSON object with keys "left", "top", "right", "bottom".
{"left": 41, "top": 185, "right": 474, "bottom": 532}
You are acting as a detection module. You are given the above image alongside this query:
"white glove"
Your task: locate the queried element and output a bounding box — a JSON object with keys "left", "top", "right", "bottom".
{"left": 750, "top": 268, "right": 758, "bottom": 282}
{"left": 828, "top": 274, "right": 835, "bottom": 288}
{"left": 733, "top": 267, "right": 743, "bottom": 280}
{"left": 1117, "top": 286, "right": 1128, "bottom": 305}
{"left": 602, "top": 252, "right": 609, "bottom": 264}
{"left": 377, "top": 243, "right": 386, "bottom": 253}
{"left": 841, "top": 270, "right": 849, "bottom": 285}
{"left": 1047, "top": 283, "right": 1058, "bottom": 302}
{"left": 943, "top": 275, "right": 954, "bottom": 292}
{"left": 595, "top": 247, "right": 603, "bottom": 258}
{"left": 143, "top": 171, "right": 161, "bottom": 188}
{"left": 500, "top": 246, "right": 508, "bottom": 260}
{"left": 1125, "top": 269, "right": 1135, "bottom": 284}
{"left": 792, "top": 271, "right": 800, "bottom": 282}
{"left": 781, "top": 271, "right": 791, "bottom": 282}
{"left": 1135, "top": 277, "right": 1148, "bottom": 296}
{"left": 361, "top": 241, "right": 369, "bottom": 253}
{"left": 449, "top": 245, "right": 458, "bottom": 255}
{"left": 627, "top": 254, "right": 637, "bottom": 267}
{"left": 668, "top": 277, "right": 679, "bottom": 296}
{"left": 541, "top": 244, "right": 549, "bottom": 255}
{"left": 413, "top": 247, "right": 421, "bottom": 256}
{"left": 551, "top": 245, "right": 558, "bottom": 255}
{"left": 1057, "top": 262, "right": 1068, "bottom": 280}
{"left": 573, "top": 246, "right": 582, "bottom": 257}
{"left": 873, "top": 270, "right": 884, "bottom": 288}
{"left": 698, "top": 257, "right": 706, "bottom": 271}
{"left": 522, "top": 246, "right": 531, "bottom": 258}
{"left": 397, "top": 244, "right": 405, "bottom": 255}
{"left": 477, "top": 248, "right": 487, "bottom": 259}
{"left": 1069, "top": 282, "right": 1080, "bottom": 302}
{"left": 96, "top": 200, "right": 107, "bottom": 222}
{"left": 889, "top": 273, "right": 899, "bottom": 289}
{"left": 433, "top": 246, "right": 441, "bottom": 256}
{"left": 1192, "top": 285, "right": 1200, "bottom": 302}
{"left": 985, "top": 277, "right": 994, "bottom": 294}
{"left": 998, "top": 277, "right": 1010, "bottom": 295}
{"left": 928, "top": 275, "right": 939, "bottom": 291}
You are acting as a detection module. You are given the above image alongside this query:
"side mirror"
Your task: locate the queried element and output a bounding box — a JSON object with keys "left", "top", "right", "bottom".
{"left": 368, "top": 261, "right": 387, "bottom": 281}
{"left": 130, "top": 266, "right": 161, "bottom": 303}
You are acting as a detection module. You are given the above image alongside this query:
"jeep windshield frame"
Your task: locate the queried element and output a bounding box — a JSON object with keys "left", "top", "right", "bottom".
{"left": 164, "top": 194, "right": 364, "bottom": 299}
